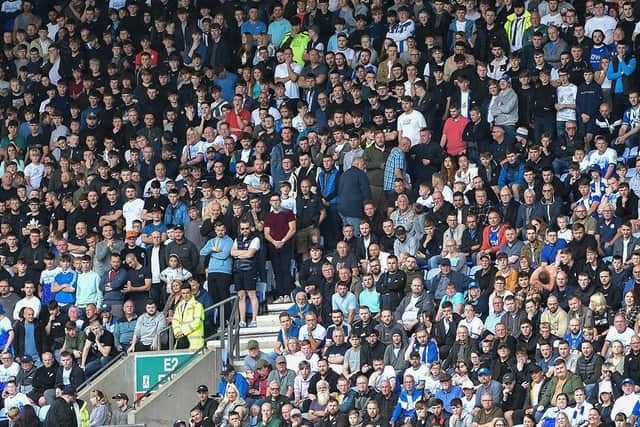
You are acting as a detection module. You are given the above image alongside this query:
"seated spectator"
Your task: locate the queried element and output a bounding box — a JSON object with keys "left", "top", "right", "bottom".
{"left": 113, "top": 300, "right": 137, "bottom": 352}
{"left": 129, "top": 300, "right": 166, "bottom": 352}
{"left": 212, "top": 385, "right": 248, "bottom": 427}
{"left": 80, "top": 321, "right": 118, "bottom": 378}
{"left": 60, "top": 320, "right": 85, "bottom": 360}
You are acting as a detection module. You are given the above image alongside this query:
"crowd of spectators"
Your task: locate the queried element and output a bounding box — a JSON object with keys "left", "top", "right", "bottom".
{"left": 3, "top": 0, "right": 640, "bottom": 425}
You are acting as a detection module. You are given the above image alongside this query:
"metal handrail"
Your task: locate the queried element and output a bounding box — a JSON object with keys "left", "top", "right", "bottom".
{"left": 77, "top": 351, "right": 126, "bottom": 392}
{"left": 203, "top": 296, "right": 240, "bottom": 360}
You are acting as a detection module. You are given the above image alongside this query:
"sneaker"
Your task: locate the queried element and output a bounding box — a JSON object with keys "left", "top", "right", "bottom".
{"left": 283, "top": 295, "right": 292, "bottom": 303}
{"left": 239, "top": 321, "right": 247, "bottom": 328}
{"left": 273, "top": 296, "right": 283, "bottom": 303}
{"left": 248, "top": 320, "right": 257, "bottom": 328}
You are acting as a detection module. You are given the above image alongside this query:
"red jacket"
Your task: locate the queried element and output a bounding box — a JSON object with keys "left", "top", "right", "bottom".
{"left": 480, "top": 224, "right": 507, "bottom": 253}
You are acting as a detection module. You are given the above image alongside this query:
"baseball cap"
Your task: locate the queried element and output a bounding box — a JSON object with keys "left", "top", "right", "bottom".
{"left": 462, "top": 380, "right": 475, "bottom": 389}
{"left": 439, "top": 373, "right": 452, "bottom": 382}
{"left": 622, "top": 378, "right": 635, "bottom": 385}
{"left": 247, "top": 340, "right": 259, "bottom": 350}
{"left": 502, "top": 373, "right": 515, "bottom": 384}
{"left": 291, "top": 409, "right": 302, "bottom": 417}
{"left": 196, "top": 385, "right": 208, "bottom": 393}
{"left": 439, "top": 258, "right": 452, "bottom": 266}
{"left": 256, "top": 359, "right": 270, "bottom": 369}
{"left": 21, "top": 355, "right": 33, "bottom": 363}
{"left": 395, "top": 225, "right": 406, "bottom": 235}
{"left": 478, "top": 367, "right": 491, "bottom": 376}
{"left": 126, "top": 230, "right": 138, "bottom": 239}
{"left": 174, "top": 224, "right": 185, "bottom": 231}
{"left": 62, "top": 387, "right": 77, "bottom": 396}
{"left": 276, "top": 356, "right": 287, "bottom": 364}
{"left": 112, "top": 393, "right": 129, "bottom": 400}
{"left": 468, "top": 281, "right": 479, "bottom": 290}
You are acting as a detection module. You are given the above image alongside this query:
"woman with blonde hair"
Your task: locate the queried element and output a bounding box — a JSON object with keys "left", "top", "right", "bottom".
{"left": 89, "top": 389, "right": 111, "bottom": 426}
{"left": 163, "top": 280, "right": 184, "bottom": 323}
{"left": 589, "top": 292, "right": 612, "bottom": 346}
{"left": 181, "top": 127, "right": 204, "bottom": 166}
{"left": 212, "top": 384, "right": 248, "bottom": 427}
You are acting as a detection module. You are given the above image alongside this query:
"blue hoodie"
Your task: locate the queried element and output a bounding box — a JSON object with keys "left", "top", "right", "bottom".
{"left": 200, "top": 236, "right": 234, "bottom": 274}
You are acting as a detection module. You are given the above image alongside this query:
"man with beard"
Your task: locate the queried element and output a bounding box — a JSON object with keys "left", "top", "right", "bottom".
{"left": 308, "top": 379, "right": 333, "bottom": 423}
{"left": 377, "top": 255, "right": 406, "bottom": 310}
{"left": 317, "top": 398, "right": 347, "bottom": 427}
{"left": 308, "top": 359, "right": 339, "bottom": 398}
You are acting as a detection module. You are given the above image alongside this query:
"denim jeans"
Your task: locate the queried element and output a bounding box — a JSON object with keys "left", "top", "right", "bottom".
{"left": 85, "top": 355, "right": 113, "bottom": 378}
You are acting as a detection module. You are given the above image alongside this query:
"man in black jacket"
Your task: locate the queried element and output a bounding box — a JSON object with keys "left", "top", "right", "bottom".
{"left": 501, "top": 373, "right": 527, "bottom": 426}
{"left": 194, "top": 384, "right": 218, "bottom": 420}
{"left": 376, "top": 255, "right": 406, "bottom": 310}
{"left": 13, "top": 307, "right": 48, "bottom": 363}
{"left": 44, "top": 386, "right": 78, "bottom": 427}
{"left": 27, "top": 352, "right": 57, "bottom": 406}
{"left": 408, "top": 128, "right": 444, "bottom": 187}
{"left": 54, "top": 351, "right": 85, "bottom": 398}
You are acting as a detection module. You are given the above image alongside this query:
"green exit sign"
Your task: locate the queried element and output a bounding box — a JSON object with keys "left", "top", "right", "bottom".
{"left": 135, "top": 353, "right": 193, "bottom": 399}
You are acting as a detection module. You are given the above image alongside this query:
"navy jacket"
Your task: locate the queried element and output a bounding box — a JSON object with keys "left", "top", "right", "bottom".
{"left": 337, "top": 166, "right": 372, "bottom": 218}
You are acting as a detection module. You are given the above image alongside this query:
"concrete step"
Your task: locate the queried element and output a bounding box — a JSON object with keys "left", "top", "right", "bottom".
{"left": 207, "top": 335, "right": 279, "bottom": 352}
{"left": 237, "top": 325, "right": 280, "bottom": 336}
{"left": 267, "top": 303, "right": 291, "bottom": 313}
{"left": 257, "top": 314, "right": 281, "bottom": 327}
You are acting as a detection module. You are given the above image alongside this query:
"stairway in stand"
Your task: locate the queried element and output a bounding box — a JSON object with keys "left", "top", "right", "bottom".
{"left": 206, "top": 302, "right": 292, "bottom": 372}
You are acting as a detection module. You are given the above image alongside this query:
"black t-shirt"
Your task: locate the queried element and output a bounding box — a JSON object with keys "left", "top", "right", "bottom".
{"left": 125, "top": 266, "right": 150, "bottom": 301}
{"left": 86, "top": 329, "right": 118, "bottom": 359}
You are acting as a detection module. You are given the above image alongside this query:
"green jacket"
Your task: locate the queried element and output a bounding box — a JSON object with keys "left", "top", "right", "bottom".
{"left": 539, "top": 372, "right": 584, "bottom": 407}
{"left": 257, "top": 417, "right": 282, "bottom": 427}
{"left": 279, "top": 32, "right": 310, "bottom": 65}
{"left": 363, "top": 145, "right": 389, "bottom": 187}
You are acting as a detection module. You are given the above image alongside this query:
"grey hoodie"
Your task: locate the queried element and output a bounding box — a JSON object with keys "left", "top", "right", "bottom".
{"left": 490, "top": 88, "right": 519, "bottom": 127}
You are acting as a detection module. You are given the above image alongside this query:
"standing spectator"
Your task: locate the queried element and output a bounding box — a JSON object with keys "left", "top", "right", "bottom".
{"left": 337, "top": 158, "right": 371, "bottom": 235}
{"left": 264, "top": 194, "right": 297, "bottom": 303}
{"left": 171, "top": 283, "right": 204, "bottom": 350}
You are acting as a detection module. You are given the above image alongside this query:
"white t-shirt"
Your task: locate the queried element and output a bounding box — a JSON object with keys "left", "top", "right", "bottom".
{"left": 23, "top": 162, "right": 44, "bottom": 190}
{"left": 274, "top": 62, "right": 302, "bottom": 99}
{"left": 588, "top": 148, "right": 617, "bottom": 174}
{"left": 586, "top": 15, "right": 618, "bottom": 44}
{"left": 397, "top": 110, "right": 427, "bottom": 146}
{"left": 556, "top": 84, "right": 577, "bottom": 121}
{"left": 13, "top": 297, "right": 41, "bottom": 320}
{"left": 298, "top": 324, "right": 327, "bottom": 342}
{"left": 123, "top": 199, "right": 145, "bottom": 230}
{"left": 605, "top": 326, "right": 635, "bottom": 346}
{"left": 541, "top": 12, "right": 563, "bottom": 26}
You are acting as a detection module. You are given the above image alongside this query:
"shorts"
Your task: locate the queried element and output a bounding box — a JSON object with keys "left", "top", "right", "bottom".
{"left": 295, "top": 225, "right": 320, "bottom": 255}
{"left": 234, "top": 269, "right": 257, "bottom": 291}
